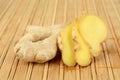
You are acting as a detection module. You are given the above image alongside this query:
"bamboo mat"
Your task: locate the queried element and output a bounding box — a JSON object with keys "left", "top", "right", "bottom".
{"left": 0, "top": 0, "right": 120, "bottom": 80}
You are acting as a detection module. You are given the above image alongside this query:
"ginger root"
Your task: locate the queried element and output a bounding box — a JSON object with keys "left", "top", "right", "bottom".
{"left": 14, "top": 15, "right": 107, "bottom": 66}
{"left": 14, "top": 24, "right": 64, "bottom": 63}
{"left": 58, "top": 15, "right": 107, "bottom": 66}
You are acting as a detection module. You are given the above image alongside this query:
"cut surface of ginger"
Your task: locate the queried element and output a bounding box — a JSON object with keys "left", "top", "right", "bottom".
{"left": 58, "top": 21, "right": 76, "bottom": 66}
{"left": 58, "top": 15, "right": 107, "bottom": 66}
{"left": 72, "top": 26, "right": 92, "bottom": 66}
{"left": 78, "top": 15, "right": 107, "bottom": 56}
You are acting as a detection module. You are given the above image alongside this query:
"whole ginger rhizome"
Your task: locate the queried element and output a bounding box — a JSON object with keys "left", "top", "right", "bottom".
{"left": 14, "top": 15, "right": 107, "bottom": 66}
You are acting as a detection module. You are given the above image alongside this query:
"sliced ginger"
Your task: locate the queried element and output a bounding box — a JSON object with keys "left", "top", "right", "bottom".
{"left": 58, "top": 15, "right": 107, "bottom": 66}
{"left": 78, "top": 15, "right": 107, "bottom": 56}
{"left": 14, "top": 24, "right": 64, "bottom": 63}
{"left": 58, "top": 21, "right": 76, "bottom": 66}
{"left": 72, "top": 26, "right": 92, "bottom": 66}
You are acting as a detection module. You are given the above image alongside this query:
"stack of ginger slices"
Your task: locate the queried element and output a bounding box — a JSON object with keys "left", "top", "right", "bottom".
{"left": 58, "top": 15, "right": 107, "bottom": 66}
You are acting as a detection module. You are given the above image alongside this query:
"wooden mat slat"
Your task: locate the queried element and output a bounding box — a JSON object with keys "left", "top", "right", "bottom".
{"left": 0, "top": 0, "right": 34, "bottom": 79}
{"left": 0, "top": 0, "right": 25, "bottom": 69}
{"left": 0, "top": 0, "right": 12, "bottom": 15}
{"left": 0, "top": 0, "right": 120, "bottom": 80}
{"left": 0, "top": 0, "right": 22, "bottom": 57}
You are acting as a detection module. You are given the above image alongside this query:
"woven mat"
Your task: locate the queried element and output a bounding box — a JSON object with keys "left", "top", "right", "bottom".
{"left": 0, "top": 0, "right": 120, "bottom": 80}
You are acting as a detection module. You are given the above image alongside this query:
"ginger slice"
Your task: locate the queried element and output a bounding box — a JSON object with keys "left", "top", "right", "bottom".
{"left": 78, "top": 15, "right": 107, "bottom": 56}
{"left": 14, "top": 24, "right": 64, "bottom": 63}
{"left": 72, "top": 26, "right": 92, "bottom": 66}
{"left": 58, "top": 21, "right": 76, "bottom": 66}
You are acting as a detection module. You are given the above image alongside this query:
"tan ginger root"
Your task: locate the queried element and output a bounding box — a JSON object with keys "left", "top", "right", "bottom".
{"left": 58, "top": 15, "right": 107, "bottom": 66}
{"left": 14, "top": 24, "right": 64, "bottom": 63}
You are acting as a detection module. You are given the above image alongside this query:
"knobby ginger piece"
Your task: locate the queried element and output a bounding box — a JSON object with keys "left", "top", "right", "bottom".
{"left": 14, "top": 24, "right": 64, "bottom": 63}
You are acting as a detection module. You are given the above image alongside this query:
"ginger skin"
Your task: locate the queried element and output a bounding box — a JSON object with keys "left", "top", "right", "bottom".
{"left": 14, "top": 24, "right": 64, "bottom": 63}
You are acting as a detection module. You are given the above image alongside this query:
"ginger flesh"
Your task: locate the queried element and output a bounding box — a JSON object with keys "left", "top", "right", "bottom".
{"left": 14, "top": 24, "right": 64, "bottom": 63}
{"left": 78, "top": 15, "right": 107, "bottom": 56}
{"left": 73, "top": 26, "right": 92, "bottom": 66}
{"left": 58, "top": 21, "right": 76, "bottom": 66}
{"left": 58, "top": 15, "right": 107, "bottom": 66}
